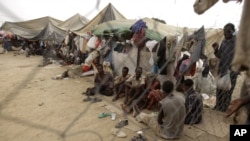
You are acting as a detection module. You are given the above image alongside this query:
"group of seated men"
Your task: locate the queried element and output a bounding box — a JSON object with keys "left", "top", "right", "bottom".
{"left": 83, "top": 63, "right": 204, "bottom": 139}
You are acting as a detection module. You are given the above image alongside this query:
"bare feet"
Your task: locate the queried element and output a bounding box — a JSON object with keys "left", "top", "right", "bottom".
{"left": 112, "top": 96, "right": 118, "bottom": 102}
{"left": 120, "top": 104, "right": 130, "bottom": 113}
{"left": 124, "top": 99, "right": 128, "bottom": 105}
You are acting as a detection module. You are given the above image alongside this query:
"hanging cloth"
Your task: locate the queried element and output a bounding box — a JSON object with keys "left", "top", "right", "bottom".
{"left": 146, "top": 40, "right": 158, "bottom": 65}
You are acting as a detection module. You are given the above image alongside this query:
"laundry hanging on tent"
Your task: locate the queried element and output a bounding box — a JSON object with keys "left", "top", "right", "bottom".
{"left": 130, "top": 19, "right": 147, "bottom": 47}
{"left": 157, "top": 37, "right": 167, "bottom": 75}
{"left": 130, "top": 19, "right": 148, "bottom": 33}
{"left": 146, "top": 40, "right": 158, "bottom": 66}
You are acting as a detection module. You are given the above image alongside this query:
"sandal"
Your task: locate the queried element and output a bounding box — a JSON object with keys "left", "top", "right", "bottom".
{"left": 115, "top": 119, "right": 128, "bottom": 128}
{"left": 98, "top": 112, "right": 111, "bottom": 118}
{"left": 111, "top": 112, "right": 116, "bottom": 120}
{"left": 83, "top": 96, "right": 92, "bottom": 102}
{"left": 111, "top": 128, "right": 127, "bottom": 138}
{"left": 91, "top": 97, "right": 102, "bottom": 103}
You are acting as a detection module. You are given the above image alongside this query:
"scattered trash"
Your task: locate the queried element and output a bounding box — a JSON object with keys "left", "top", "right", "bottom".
{"left": 201, "top": 93, "right": 210, "bottom": 100}
{"left": 100, "top": 104, "right": 107, "bottom": 107}
{"left": 82, "top": 96, "right": 102, "bottom": 103}
{"left": 115, "top": 119, "right": 128, "bottom": 128}
{"left": 90, "top": 97, "right": 102, "bottom": 103}
{"left": 98, "top": 112, "right": 111, "bottom": 118}
{"left": 38, "top": 102, "right": 44, "bottom": 106}
{"left": 83, "top": 96, "right": 92, "bottom": 102}
{"left": 111, "top": 112, "right": 116, "bottom": 121}
{"left": 111, "top": 128, "right": 127, "bottom": 138}
{"left": 130, "top": 130, "right": 148, "bottom": 141}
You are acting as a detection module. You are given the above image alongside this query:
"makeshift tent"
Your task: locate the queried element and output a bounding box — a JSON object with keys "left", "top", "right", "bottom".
{"left": 92, "top": 18, "right": 224, "bottom": 76}
{"left": 74, "top": 3, "right": 126, "bottom": 36}
{"left": 30, "top": 22, "right": 66, "bottom": 42}
{"left": 202, "top": 28, "right": 224, "bottom": 58}
{"left": 1, "top": 16, "right": 62, "bottom": 30}
{"left": 58, "top": 13, "right": 89, "bottom": 31}
{"left": 91, "top": 17, "right": 184, "bottom": 41}
{"left": 1, "top": 16, "right": 65, "bottom": 42}
{"left": 190, "top": 26, "right": 206, "bottom": 63}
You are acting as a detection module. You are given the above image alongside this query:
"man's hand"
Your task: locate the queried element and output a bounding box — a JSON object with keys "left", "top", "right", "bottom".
{"left": 225, "top": 98, "right": 243, "bottom": 118}
{"left": 212, "top": 42, "right": 219, "bottom": 50}
{"left": 224, "top": 0, "right": 243, "bottom": 4}
{"left": 237, "top": 0, "right": 243, "bottom": 4}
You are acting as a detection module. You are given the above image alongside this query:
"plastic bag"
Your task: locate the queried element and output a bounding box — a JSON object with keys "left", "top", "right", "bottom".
{"left": 152, "top": 64, "right": 158, "bottom": 74}
{"left": 217, "top": 70, "right": 231, "bottom": 91}
{"left": 86, "top": 36, "right": 98, "bottom": 51}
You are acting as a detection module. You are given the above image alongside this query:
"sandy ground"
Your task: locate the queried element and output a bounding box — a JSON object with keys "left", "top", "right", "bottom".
{"left": 0, "top": 49, "right": 247, "bottom": 141}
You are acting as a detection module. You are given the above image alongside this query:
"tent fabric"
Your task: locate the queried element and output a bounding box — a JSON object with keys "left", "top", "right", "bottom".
{"left": 74, "top": 3, "right": 126, "bottom": 36}
{"left": 1, "top": 23, "right": 41, "bottom": 39}
{"left": 1, "top": 16, "right": 65, "bottom": 42}
{"left": 30, "top": 22, "right": 66, "bottom": 42}
{"left": 58, "top": 13, "right": 89, "bottom": 31}
{"left": 91, "top": 18, "right": 184, "bottom": 41}
{"left": 189, "top": 26, "right": 206, "bottom": 63}
{"left": 112, "top": 27, "right": 223, "bottom": 76}
{"left": 202, "top": 28, "right": 224, "bottom": 59}
{"left": 2, "top": 16, "right": 62, "bottom": 30}
{"left": 113, "top": 46, "right": 138, "bottom": 76}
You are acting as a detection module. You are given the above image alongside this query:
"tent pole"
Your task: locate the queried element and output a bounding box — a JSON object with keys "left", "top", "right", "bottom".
{"left": 136, "top": 46, "right": 141, "bottom": 67}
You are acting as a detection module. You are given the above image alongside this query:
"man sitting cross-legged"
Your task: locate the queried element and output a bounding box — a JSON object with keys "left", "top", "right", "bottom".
{"left": 135, "top": 73, "right": 162, "bottom": 110}
{"left": 84, "top": 64, "right": 114, "bottom": 96}
{"left": 112, "top": 66, "right": 131, "bottom": 102}
{"left": 144, "top": 74, "right": 162, "bottom": 110}
{"left": 135, "top": 80, "right": 186, "bottom": 140}
{"left": 182, "top": 79, "right": 203, "bottom": 125}
{"left": 121, "top": 66, "right": 146, "bottom": 113}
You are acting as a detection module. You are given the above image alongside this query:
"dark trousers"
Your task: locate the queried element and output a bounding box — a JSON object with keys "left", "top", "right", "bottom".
{"left": 247, "top": 115, "right": 250, "bottom": 125}
{"left": 86, "top": 85, "right": 113, "bottom": 96}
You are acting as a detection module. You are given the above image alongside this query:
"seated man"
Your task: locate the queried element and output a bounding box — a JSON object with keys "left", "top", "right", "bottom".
{"left": 126, "top": 73, "right": 162, "bottom": 111}
{"left": 135, "top": 80, "right": 186, "bottom": 140}
{"left": 53, "top": 56, "right": 100, "bottom": 80}
{"left": 193, "top": 65, "right": 216, "bottom": 107}
{"left": 182, "top": 79, "right": 203, "bottom": 124}
{"left": 112, "top": 66, "right": 131, "bottom": 102}
{"left": 144, "top": 74, "right": 162, "bottom": 110}
{"left": 121, "top": 67, "right": 146, "bottom": 112}
{"left": 146, "top": 89, "right": 164, "bottom": 110}
{"left": 85, "top": 64, "right": 114, "bottom": 96}
{"left": 146, "top": 73, "right": 161, "bottom": 92}
{"left": 193, "top": 66, "right": 216, "bottom": 96}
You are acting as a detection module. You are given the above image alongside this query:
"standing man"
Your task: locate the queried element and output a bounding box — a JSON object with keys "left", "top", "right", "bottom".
{"left": 212, "top": 23, "right": 239, "bottom": 112}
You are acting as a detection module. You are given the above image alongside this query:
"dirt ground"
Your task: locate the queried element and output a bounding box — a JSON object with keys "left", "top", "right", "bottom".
{"left": 0, "top": 49, "right": 246, "bottom": 141}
